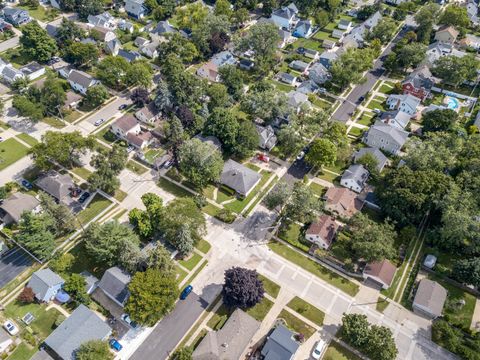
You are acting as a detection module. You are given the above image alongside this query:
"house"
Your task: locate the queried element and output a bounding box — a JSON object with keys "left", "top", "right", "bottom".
{"left": 0, "top": 19, "right": 12, "bottom": 33}
{"left": 44, "top": 304, "right": 112, "bottom": 360}
{"left": 386, "top": 94, "right": 420, "bottom": 115}
{"left": 363, "top": 259, "right": 396, "bottom": 289}
{"left": 319, "top": 51, "right": 339, "bottom": 69}
{"left": 192, "top": 309, "right": 260, "bottom": 360}
{"left": 27, "top": 269, "right": 65, "bottom": 303}
{"left": 261, "top": 325, "right": 299, "bottom": 360}
{"left": 364, "top": 11, "right": 382, "bottom": 29}
{"left": 340, "top": 164, "right": 369, "bottom": 193}
{"left": 324, "top": 187, "right": 363, "bottom": 218}
{"left": 50, "top": 0, "right": 61, "bottom": 9}
{"left": 297, "top": 80, "right": 319, "bottom": 94}
{"left": 0, "top": 192, "right": 40, "bottom": 225}
{"left": 105, "top": 38, "right": 121, "bottom": 55}
{"left": 2, "top": 65, "right": 23, "bottom": 84}
{"left": 220, "top": 159, "right": 261, "bottom": 197}
{"left": 287, "top": 90, "right": 311, "bottom": 112}
{"left": 308, "top": 62, "right": 331, "bottom": 85}
{"left": 239, "top": 58, "right": 254, "bottom": 71}
{"left": 434, "top": 25, "right": 459, "bottom": 44}
{"left": 402, "top": 65, "right": 435, "bottom": 101}
{"left": 195, "top": 134, "right": 222, "bottom": 151}
{"left": 118, "top": 19, "right": 135, "bottom": 33}
{"left": 20, "top": 62, "right": 45, "bottom": 81}
{"left": 271, "top": 3, "right": 298, "bottom": 30}
{"left": 256, "top": 125, "right": 277, "bottom": 151}
{"left": 353, "top": 147, "right": 388, "bottom": 172}
{"left": 197, "top": 51, "right": 236, "bottom": 82}
{"left": 293, "top": 19, "right": 313, "bottom": 38}
{"left": 2, "top": 7, "right": 30, "bottom": 26}
{"left": 277, "top": 29, "right": 293, "bottom": 48}
{"left": 135, "top": 102, "right": 160, "bottom": 124}
{"left": 125, "top": 0, "right": 147, "bottom": 19}
{"left": 92, "top": 267, "right": 131, "bottom": 318}
{"left": 140, "top": 42, "right": 159, "bottom": 58}
{"left": 305, "top": 215, "right": 339, "bottom": 250}
{"left": 80, "top": 271, "right": 98, "bottom": 295}
{"left": 35, "top": 172, "right": 75, "bottom": 204}
{"left": 118, "top": 49, "right": 142, "bottom": 63}
{"left": 67, "top": 70, "right": 99, "bottom": 95}
{"left": 46, "top": 24, "right": 59, "bottom": 38}
{"left": 134, "top": 36, "right": 150, "bottom": 47}
{"left": 322, "top": 39, "right": 336, "bottom": 49}
{"left": 467, "top": 0, "right": 479, "bottom": 25}
{"left": 363, "top": 121, "right": 409, "bottom": 155}
{"left": 304, "top": 48, "right": 319, "bottom": 59}
{"left": 64, "top": 90, "right": 83, "bottom": 110}
{"left": 332, "top": 29, "right": 346, "bottom": 39}
{"left": 412, "top": 279, "right": 447, "bottom": 319}
{"left": 289, "top": 60, "right": 309, "bottom": 73}
{"left": 338, "top": 19, "right": 352, "bottom": 31}
{"left": 379, "top": 110, "right": 411, "bottom": 129}
{"left": 424, "top": 41, "right": 459, "bottom": 65}
{"left": 461, "top": 34, "right": 480, "bottom": 50}
{"left": 111, "top": 114, "right": 140, "bottom": 139}
{"left": 150, "top": 20, "right": 176, "bottom": 42}
{"left": 278, "top": 72, "right": 297, "bottom": 85}
{"left": 87, "top": 12, "right": 116, "bottom": 29}
{"left": 0, "top": 329, "right": 12, "bottom": 354}
{"left": 91, "top": 26, "right": 116, "bottom": 42}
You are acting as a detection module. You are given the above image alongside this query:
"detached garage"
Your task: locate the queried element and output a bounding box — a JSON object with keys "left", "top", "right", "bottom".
{"left": 363, "top": 259, "right": 397, "bottom": 290}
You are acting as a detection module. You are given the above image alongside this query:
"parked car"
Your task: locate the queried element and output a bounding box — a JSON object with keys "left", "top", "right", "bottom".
{"left": 121, "top": 314, "right": 139, "bottom": 329}
{"left": 163, "top": 159, "right": 173, "bottom": 169}
{"left": 118, "top": 104, "right": 128, "bottom": 110}
{"left": 21, "top": 179, "right": 33, "bottom": 190}
{"left": 3, "top": 320, "right": 18, "bottom": 335}
{"left": 109, "top": 339, "right": 123, "bottom": 352}
{"left": 318, "top": 88, "right": 327, "bottom": 94}
{"left": 297, "top": 47, "right": 305, "bottom": 55}
{"left": 358, "top": 96, "right": 365, "bottom": 103}
{"left": 78, "top": 192, "right": 90, "bottom": 204}
{"left": 296, "top": 151, "right": 305, "bottom": 161}
{"left": 180, "top": 285, "right": 193, "bottom": 300}
{"left": 373, "top": 108, "right": 382, "bottom": 114}
{"left": 311, "top": 340, "right": 326, "bottom": 359}
{"left": 94, "top": 119, "right": 105, "bottom": 126}
{"left": 257, "top": 153, "right": 270, "bottom": 163}
{"left": 70, "top": 188, "right": 82, "bottom": 198}
{"left": 127, "top": 145, "right": 135, "bottom": 153}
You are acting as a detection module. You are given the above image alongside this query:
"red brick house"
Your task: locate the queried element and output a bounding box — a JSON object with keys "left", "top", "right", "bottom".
{"left": 402, "top": 66, "right": 436, "bottom": 101}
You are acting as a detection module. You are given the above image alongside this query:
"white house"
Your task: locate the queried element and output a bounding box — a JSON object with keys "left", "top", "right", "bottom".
{"left": 111, "top": 114, "right": 153, "bottom": 149}
{"left": 340, "top": 164, "right": 369, "bottom": 193}
{"left": 27, "top": 269, "right": 65, "bottom": 303}
{"left": 271, "top": 3, "right": 298, "bottom": 30}
{"left": 135, "top": 102, "right": 160, "bottom": 124}
{"left": 1, "top": 65, "right": 23, "bottom": 84}
{"left": 386, "top": 94, "right": 420, "bottom": 116}
{"left": 305, "top": 215, "right": 339, "bottom": 250}
{"left": 140, "top": 42, "right": 159, "bottom": 58}
{"left": 87, "top": 12, "right": 116, "bottom": 30}
{"left": 67, "top": 70, "right": 99, "bottom": 95}
{"left": 21, "top": 62, "right": 45, "bottom": 81}
{"left": 125, "top": 0, "right": 147, "bottom": 19}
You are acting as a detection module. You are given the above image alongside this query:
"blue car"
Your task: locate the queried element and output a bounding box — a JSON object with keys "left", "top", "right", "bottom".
{"left": 21, "top": 179, "right": 33, "bottom": 190}
{"left": 180, "top": 285, "right": 193, "bottom": 300}
{"left": 78, "top": 192, "right": 90, "bottom": 204}
{"left": 109, "top": 339, "right": 123, "bottom": 352}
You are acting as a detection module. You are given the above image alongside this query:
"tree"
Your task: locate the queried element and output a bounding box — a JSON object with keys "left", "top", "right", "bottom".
{"left": 172, "top": 347, "right": 193, "bottom": 360}
{"left": 49, "top": 253, "right": 75, "bottom": 274}
{"left": 207, "top": 83, "right": 230, "bottom": 111}
{"left": 365, "top": 325, "right": 398, "bottom": 360}
{"left": 130, "top": 87, "right": 150, "bottom": 107}
{"left": 394, "top": 42, "right": 427, "bottom": 71}
{"left": 176, "top": 105, "right": 196, "bottom": 132}
{"left": 20, "top": 21, "right": 58, "bottom": 62}
{"left": 154, "top": 80, "right": 173, "bottom": 113}
{"left": 263, "top": 181, "right": 291, "bottom": 211}
{"left": 56, "top": 18, "right": 84, "bottom": 45}
{"left": 41, "top": 76, "right": 67, "bottom": 117}
{"left": 368, "top": 18, "right": 397, "bottom": 44}
{"left": 191, "top": 13, "right": 230, "bottom": 56}
{"left": 314, "top": 10, "right": 329, "bottom": 27}
{"left": 222, "top": 267, "right": 264, "bottom": 308}
{"left": 166, "top": 117, "right": 186, "bottom": 167}
{"left": 82, "top": 221, "right": 140, "bottom": 266}
{"left": 126, "top": 61, "right": 154, "bottom": 88}
{"left": 440, "top": 5, "right": 470, "bottom": 29}
{"left": 16, "top": 212, "right": 56, "bottom": 260}
{"left": 342, "top": 314, "right": 370, "bottom": 348}
{"left": 330, "top": 48, "right": 375, "bottom": 88}
{"left": 356, "top": 153, "right": 379, "bottom": 179}
{"left": 144, "top": 244, "right": 175, "bottom": 274}
{"left": 204, "top": 108, "right": 239, "bottom": 153}
{"left": 218, "top": 65, "right": 244, "bottom": 100}
{"left": 414, "top": 3, "right": 441, "bottom": 43}
{"left": 152, "top": 0, "right": 176, "bottom": 20}
{"left": 64, "top": 273, "right": 90, "bottom": 305}
{"left": 422, "top": 109, "right": 458, "bottom": 133}
{"left": 126, "top": 268, "right": 178, "bottom": 326}
{"left": 30, "top": 131, "right": 96, "bottom": 169}
{"left": 452, "top": 258, "right": 480, "bottom": 287}
{"left": 18, "top": 287, "right": 35, "bottom": 303}
{"left": 233, "top": 120, "right": 258, "bottom": 159}
{"left": 12, "top": 95, "right": 44, "bottom": 122}
{"left": 240, "top": 85, "right": 288, "bottom": 122}
{"left": 231, "top": 8, "right": 249, "bottom": 27}
{"left": 75, "top": 0, "right": 102, "bottom": 20}
{"left": 178, "top": 138, "right": 223, "bottom": 189}
{"left": 277, "top": 125, "right": 303, "bottom": 157}
{"left": 157, "top": 33, "right": 199, "bottom": 64}
{"left": 88, "top": 144, "right": 128, "bottom": 194}
{"left": 63, "top": 42, "right": 98, "bottom": 67}
{"left": 38, "top": 192, "right": 75, "bottom": 236}
{"left": 96, "top": 56, "right": 130, "bottom": 90}
{"left": 129, "top": 193, "right": 164, "bottom": 239}
{"left": 305, "top": 138, "right": 337, "bottom": 169}
{"left": 433, "top": 55, "right": 480, "bottom": 87}
{"left": 284, "top": 182, "right": 320, "bottom": 223}
{"left": 215, "top": 0, "right": 232, "bottom": 17}
{"left": 172, "top": 2, "right": 209, "bottom": 30}
{"left": 84, "top": 85, "right": 109, "bottom": 108}
{"left": 76, "top": 340, "right": 113, "bottom": 360}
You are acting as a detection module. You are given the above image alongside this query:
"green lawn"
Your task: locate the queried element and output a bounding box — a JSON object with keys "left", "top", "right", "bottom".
{"left": 158, "top": 178, "right": 194, "bottom": 198}
{"left": 71, "top": 167, "right": 92, "bottom": 180}
{"left": 202, "top": 184, "right": 216, "bottom": 200}
{"left": 7, "top": 343, "right": 37, "bottom": 360}
{"left": 64, "top": 110, "right": 83, "bottom": 123}
{"left": 0, "top": 47, "right": 32, "bottom": 68}
{"left": 42, "top": 117, "right": 66, "bottom": 129}
{"left": 5, "top": 302, "right": 61, "bottom": 339}
{"left": 179, "top": 252, "right": 203, "bottom": 271}
{"left": 18, "top": 5, "right": 59, "bottom": 22}
{"left": 183, "top": 260, "right": 208, "bottom": 285}
{"left": 77, "top": 193, "right": 112, "bottom": 225}
{"left": 294, "top": 37, "right": 324, "bottom": 51}
{"left": 16, "top": 133, "right": 38, "bottom": 147}
{"left": 144, "top": 148, "right": 165, "bottom": 164}
{"left": 195, "top": 239, "right": 211, "bottom": 254}
{"left": 317, "top": 171, "right": 340, "bottom": 184}
{"left": 277, "top": 309, "right": 316, "bottom": 339}
{"left": 278, "top": 223, "right": 310, "bottom": 252}
{"left": 216, "top": 187, "right": 235, "bottom": 203}
{"left": 323, "top": 340, "right": 362, "bottom": 360}
{"left": 309, "top": 182, "right": 326, "bottom": 197}
{"left": 376, "top": 297, "right": 390, "bottom": 313}
{"left": 367, "top": 98, "right": 386, "bottom": 112}
{"left": 246, "top": 297, "right": 274, "bottom": 321}
{"left": 357, "top": 113, "right": 374, "bottom": 126}
{"left": 244, "top": 176, "right": 278, "bottom": 216}
{"left": 268, "top": 242, "right": 359, "bottom": 296}
{"left": 175, "top": 266, "right": 188, "bottom": 283}
{"left": 287, "top": 296, "right": 325, "bottom": 326}
{"left": 269, "top": 80, "right": 296, "bottom": 93}
{"left": 0, "top": 138, "right": 29, "bottom": 171}
{"left": 69, "top": 242, "right": 109, "bottom": 278}
{"left": 379, "top": 83, "right": 395, "bottom": 95}
{"left": 31, "top": 308, "right": 62, "bottom": 339}
{"left": 114, "top": 189, "right": 128, "bottom": 202}
{"left": 207, "top": 304, "right": 232, "bottom": 330}
{"left": 224, "top": 171, "right": 273, "bottom": 214}
{"left": 348, "top": 127, "right": 366, "bottom": 138}
{"left": 258, "top": 274, "right": 281, "bottom": 298}
{"left": 126, "top": 160, "right": 149, "bottom": 175}
{"left": 201, "top": 203, "right": 221, "bottom": 217}
{"left": 95, "top": 127, "right": 117, "bottom": 143}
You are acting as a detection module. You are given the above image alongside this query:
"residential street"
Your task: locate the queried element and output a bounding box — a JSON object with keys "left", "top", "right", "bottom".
{"left": 0, "top": 247, "right": 33, "bottom": 289}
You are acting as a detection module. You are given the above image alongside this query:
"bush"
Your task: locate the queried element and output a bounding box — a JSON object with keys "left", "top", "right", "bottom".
{"left": 54, "top": 314, "right": 66, "bottom": 328}
{"left": 215, "top": 208, "right": 236, "bottom": 223}
{"left": 22, "top": 331, "right": 37, "bottom": 347}
{"left": 18, "top": 286, "right": 35, "bottom": 303}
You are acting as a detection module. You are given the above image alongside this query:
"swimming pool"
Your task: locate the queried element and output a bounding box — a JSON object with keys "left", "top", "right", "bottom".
{"left": 445, "top": 96, "right": 460, "bottom": 110}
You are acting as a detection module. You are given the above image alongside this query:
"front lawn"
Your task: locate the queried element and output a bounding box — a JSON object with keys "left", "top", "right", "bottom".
{"left": 77, "top": 193, "right": 112, "bottom": 225}
{"left": 246, "top": 297, "right": 274, "bottom": 321}
{"left": 144, "top": 148, "right": 165, "bottom": 164}
{"left": 64, "top": 110, "right": 83, "bottom": 124}
{"left": 278, "top": 223, "right": 310, "bottom": 252}
{"left": 95, "top": 128, "right": 117, "bottom": 143}
{"left": 195, "top": 239, "right": 211, "bottom": 254}
{"left": 268, "top": 241, "right": 359, "bottom": 296}
{"left": 348, "top": 127, "right": 365, "bottom": 138}
{"left": 16, "top": 133, "right": 38, "bottom": 147}
{"left": 43, "top": 117, "right": 66, "bottom": 129}
{"left": 323, "top": 340, "right": 362, "bottom": 360}
{"left": 316, "top": 170, "right": 340, "bottom": 184}
{"left": 224, "top": 171, "right": 273, "bottom": 214}
{"left": 158, "top": 177, "right": 194, "bottom": 198}
{"left": 357, "top": 113, "right": 374, "bottom": 126}
{"left": 0, "top": 138, "right": 29, "bottom": 171}
{"left": 309, "top": 182, "right": 326, "bottom": 197}
{"left": 277, "top": 309, "right": 316, "bottom": 339}
{"left": 126, "top": 160, "right": 149, "bottom": 175}
{"left": 7, "top": 343, "right": 37, "bottom": 360}
{"left": 207, "top": 304, "right": 232, "bottom": 330}
{"left": 179, "top": 252, "right": 203, "bottom": 271}
{"left": 287, "top": 296, "right": 325, "bottom": 326}
{"left": 367, "top": 98, "right": 386, "bottom": 112}
{"left": 71, "top": 167, "right": 92, "bottom": 181}
{"left": 18, "top": 5, "right": 59, "bottom": 22}
{"left": 258, "top": 274, "right": 281, "bottom": 298}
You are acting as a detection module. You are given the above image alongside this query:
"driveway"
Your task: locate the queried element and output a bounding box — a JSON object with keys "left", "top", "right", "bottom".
{"left": 129, "top": 284, "right": 221, "bottom": 360}
{"left": 0, "top": 247, "right": 33, "bottom": 289}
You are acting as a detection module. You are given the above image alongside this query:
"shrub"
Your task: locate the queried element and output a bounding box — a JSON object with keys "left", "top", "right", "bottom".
{"left": 215, "top": 209, "right": 236, "bottom": 223}
{"left": 18, "top": 287, "right": 35, "bottom": 303}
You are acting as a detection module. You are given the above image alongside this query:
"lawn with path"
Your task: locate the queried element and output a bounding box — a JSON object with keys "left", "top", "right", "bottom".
{"left": 16, "top": 133, "right": 38, "bottom": 147}
{"left": 76, "top": 193, "right": 112, "bottom": 225}
{"left": 0, "top": 138, "right": 29, "bottom": 170}
{"left": 323, "top": 340, "right": 362, "bottom": 360}
{"left": 224, "top": 171, "right": 273, "bottom": 214}
{"left": 258, "top": 274, "right": 281, "bottom": 298}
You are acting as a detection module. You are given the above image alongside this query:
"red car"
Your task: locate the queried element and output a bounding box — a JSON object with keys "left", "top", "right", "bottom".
{"left": 257, "top": 153, "right": 270, "bottom": 163}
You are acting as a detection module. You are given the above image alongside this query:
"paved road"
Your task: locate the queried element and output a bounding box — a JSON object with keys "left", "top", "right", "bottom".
{"left": 130, "top": 284, "right": 221, "bottom": 360}
{"left": 0, "top": 29, "right": 20, "bottom": 53}
{"left": 332, "top": 28, "right": 409, "bottom": 123}
{"left": 0, "top": 247, "right": 33, "bottom": 288}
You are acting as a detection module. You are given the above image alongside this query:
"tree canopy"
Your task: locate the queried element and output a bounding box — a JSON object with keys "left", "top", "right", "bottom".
{"left": 76, "top": 340, "right": 113, "bottom": 360}
{"left": 222, "top": 267, "right": 264, "bottom": 308}
{"left": 20, "top": 21, "right": 58, "bottom": 62}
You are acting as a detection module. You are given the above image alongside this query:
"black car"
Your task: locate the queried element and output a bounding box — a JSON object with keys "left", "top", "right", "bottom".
{"left": 357, "top": 96, "right": 365, "bottom": 103}
{"left": 297, "top": 47, "right": 305, "bottom": 55}
{"left": 118, "top": 104, "right": 128, "bottom": 110}
{"left": 78, "top": 192, "right": 90, "bottom": 204}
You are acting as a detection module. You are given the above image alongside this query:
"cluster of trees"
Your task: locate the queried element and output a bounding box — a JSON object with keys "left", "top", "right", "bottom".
{"left": 20, "top": 22, "right": 57, "bottom": 62}
{"left": 367, "top": 18, "right": 398, "bottom": 44}
{"left": 96, "top": 56, "right": 153, "bottom": 90}
{"left": 342, "top": 314, "right": 398, "bottom": 360}
{"left": 330, "top": 47, "right": 378, "bottom": 89}
{"left": 129, "top": 193, "right": 206, "bottom": 256}
{"left": 384, "top": 32, "right": 426, "bottom": 73}
{"left": 432, "top": 319, "right": 480, "bottom": 359}
{"left": 433, "top": 55, "right": 480, "bottom": 88}
{"left": 88, "top": 144, "right": 128, "bottom": 195}
{"left": 56, "top": 0, "right": 102, "bottom": 20}
{"left": 305, "top": 122, "right": 349, "bottom": 169}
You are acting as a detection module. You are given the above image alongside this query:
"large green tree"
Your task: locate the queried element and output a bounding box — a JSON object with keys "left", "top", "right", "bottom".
{"left": 84, "top": 85, "right": 109, "bottom": 109}
{"left": 157, "top": 33, "right": 199, "bottom": 64}
{"left": 16, "top": 212, "right": 56, "bottom": 260}
{"left": 63, "top": 42, "right": 98, "bottom": 67}
{"left": 422, "top": 109, "right": 458, "bottom": 133}
{"left": 76, "top": 340, "right": 113, "bottom": 360}
{"left": 439, "top": 5, "right": 470, "bottom": 29}
{"left": 305, "top": 138, "right": 337, "bottom": 169}
{"left": 433, "top": 55, "right": 480, "bottom": 87}
{"left": 88, "top": 144, "right": 128, "bottom": 195}
{"left": 283, "top": 182, "right": 320, "bottom": 223}
{"left": 96, "top": 56, "right": 131, "bottom": 90}
{"left": 330, "top": 48, "right": 375, "bottom": 88}
{"left": 38, "top": 192, "right": 75, "bottom": 236}
{"left": 64, "top": 273, "right": 90, "bottom": 306}
{"left": 20, "top": 21, "right": 58, "bottom": 62}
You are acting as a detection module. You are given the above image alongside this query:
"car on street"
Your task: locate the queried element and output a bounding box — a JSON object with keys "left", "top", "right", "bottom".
{"left": 297, "top": 47, "right": 305, "bottom": 55}
{"left": 0, "top": 137, "right": 3, "bottom": 142}
{"left": 109, "top": 339, "right": 123, "bottom": 352}
{"left": 119, "top": 104, "right": 128, "bottom": 110}
{"left": 3, "top": 320, "right": 19, "bottom": 335}
{"left": 296, "top": 151, "right": 305, "bottom": 161}
{"left": 180, "top": 285, "right": 193, "bottom": 300}
{"left": 358, "top": 96, "right": 365, "bottom": 103}
{"left": 21, "top": 179, "right": 33, "bottom": 190}
{"left": 311, "top": 340, "right": 326, "bottom": 359}
{"left": 257, "top": 153, "right": 270, "bottom": 163}
{"left": 94, "top": 119, "right": 105, "bottom": 126}
{"left": 78, "top": 192, "right": 90, "bottom": 204}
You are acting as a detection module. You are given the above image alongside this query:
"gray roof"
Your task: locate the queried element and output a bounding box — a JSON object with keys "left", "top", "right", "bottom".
{"left": 21, "top": 62, "right": 43, "bottom": 76}
{"left": 366, "top": 121, "right": 409, "bottom": 148}
{"left": 0, "top": 328, "right": 11, "bottom": 344}
{"left": 28, "top": 269, "right": 64, "bottom": 301}
{"left": 320, "top": 51, "right": 338, "bottom": 61}
{"left": 220, "top": 160, "right": 261, "bottom": 196}
{"left": 97, "top": 267, "right": 131, "bottom": 306}
{"left": 80, "top": 271, "right": 99, "bottom": 292}
{"left": 67, "top": 70, "right": 95, "bottom": 89}
{"left": 380, "top": 110, "right": 411, "bottom": 129}
{"left": 339, "top": 19, "right": 352, "bottom": 26}
{"left": 256, "top": 125, "right": 277, "bottom": 150}
{"left": 194, "top": 134, "right": 222, "bottom": 151}
{"left": 272, "top": 6, "right": 296, "bottom": 20}
{"left": 2, "top": 65, "right": 22, "bottom": 81}
{"left": 118, "top": 49, "right": 142, "bottom": 63}
{"left": 261, "top": 325, "right": 299, "bottom": 360}
{"left": 0, "top": 192, "right": 39, "bottom": 223}
{"left": 341, "top": 164, "right": 369, "bottom": 186}
{"left": 44, "top": 304, "right": 111, "bottom": 360}
{"left": 35, "top": 172, "right": 74, "bottom": 201}
{"left": 278, "top": 72, "right": 296, "bottom": 82}
{"left": 151, "top": 21, "right": 175, "bottom": 35}
{"left": 46, "top": 24, "right": 59, "bottom": 37}
{"left": 193, "top": 309, "right": 260, "bottom": 360}
{"left": 289, "top": 60, "right": 309, "bottom": 72}
{"left": 353, "top": 147, "right": 388, "bottom": 171}
{"left": 413, "top": 279, "right": 447, "bottom": 317}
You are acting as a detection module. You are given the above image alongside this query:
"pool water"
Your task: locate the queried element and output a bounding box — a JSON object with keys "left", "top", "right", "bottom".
{"left": 445, "top": 96, "right": 460, "bottom": 110}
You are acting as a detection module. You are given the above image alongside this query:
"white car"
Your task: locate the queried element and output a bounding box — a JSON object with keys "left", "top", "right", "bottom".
{"left": 94, "top": 119, "right": 105, "bottom": 126}
{"left": 311, "top": 340, "right": 326, "bottom": 359}
{"left": 3, "top": 320, "right": 19, "bottom": 335}
{"left": 296, "top": 151, "right": 305, "bottom": 161}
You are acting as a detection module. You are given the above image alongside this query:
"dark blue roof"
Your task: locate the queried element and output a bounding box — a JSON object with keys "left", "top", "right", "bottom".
{"left": 261, "top": 325, "right": 299, "bottom": 360}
